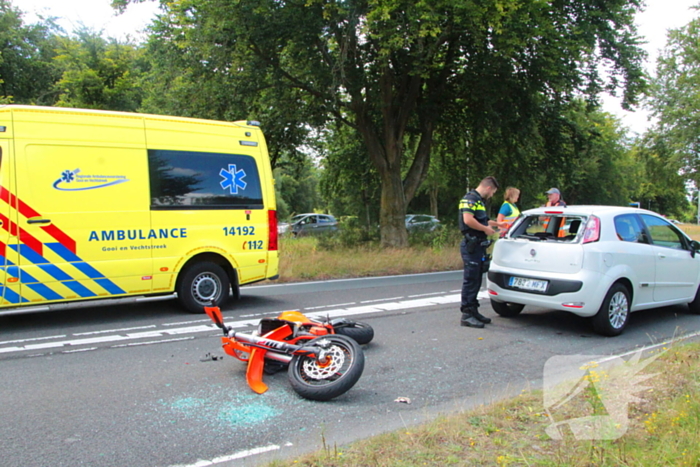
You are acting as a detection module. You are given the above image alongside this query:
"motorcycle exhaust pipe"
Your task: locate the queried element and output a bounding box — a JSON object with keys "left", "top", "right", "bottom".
{"left": 265, "top": 352, "right": 292, "bottom": 364}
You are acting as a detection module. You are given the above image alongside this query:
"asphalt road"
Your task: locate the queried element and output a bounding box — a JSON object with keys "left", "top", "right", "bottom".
{"left": 1, "top": 271, "right": 699, "bottom": 467}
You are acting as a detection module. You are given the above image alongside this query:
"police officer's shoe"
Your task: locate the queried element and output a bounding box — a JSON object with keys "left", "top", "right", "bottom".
{"left": 460, "top": 312, "right": 485, "bottom": 328}
{"left": 471, "top": 308, "right": 492, "bottom": 324}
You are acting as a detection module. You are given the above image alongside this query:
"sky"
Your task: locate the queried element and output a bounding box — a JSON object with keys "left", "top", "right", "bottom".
{"left": 14, "top": 0, "right": 700, "bottom": 135}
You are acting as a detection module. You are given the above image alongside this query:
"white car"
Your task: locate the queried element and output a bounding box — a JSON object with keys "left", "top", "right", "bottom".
{"left": 487, "top": 205, "right": 700, "bottom": 336}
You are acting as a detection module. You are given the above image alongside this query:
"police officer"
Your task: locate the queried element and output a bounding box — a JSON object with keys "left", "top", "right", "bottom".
{"left": 459, "top": 176, "right": 504, "bottom": 328}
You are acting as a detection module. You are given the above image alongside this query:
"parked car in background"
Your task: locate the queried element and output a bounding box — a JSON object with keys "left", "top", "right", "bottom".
{"left": 405, "top": 214, "right": 440, "bottom": 232}
{"left": 487, "top": 206, "right": 700, "bottom": 336}
{"left": 277, "top": 221, "right": 291, "bottom": 235}
{"left": 287, "top": 213, "right": 338, "bottom": 236}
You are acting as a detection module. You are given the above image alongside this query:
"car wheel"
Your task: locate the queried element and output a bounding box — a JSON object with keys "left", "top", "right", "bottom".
{"left": 688, "top": 285, "right": 700, "bottom": 314}
{"left": 592, "top": 283, "right": 630, "bottom": 336}
{"left": 177, "top": 262, "right": 230, "bottom": 313}
{"left": 490, "top": 300, "right": 525, "bottom": 317}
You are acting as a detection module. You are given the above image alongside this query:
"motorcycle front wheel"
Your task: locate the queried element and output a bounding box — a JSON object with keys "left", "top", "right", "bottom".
{"left": 288, "top": 335, "right": 364, "bottom": 401}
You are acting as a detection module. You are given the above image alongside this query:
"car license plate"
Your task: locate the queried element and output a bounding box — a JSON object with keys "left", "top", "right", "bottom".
{"left": 509, "top": 276, "right": 548, "bottom": 292}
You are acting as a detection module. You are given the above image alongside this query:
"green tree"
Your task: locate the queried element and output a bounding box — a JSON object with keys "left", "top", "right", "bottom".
{"left": 115, "top": 0, "right": 645, "bottom": 247}
{"left": 138, "top": 7, "right": 319, "bottom": 170}
{"left": 52, "top": 29, "right": 148, "bottom": 111}
{"left": 0, "top": 0, "right": 60, "bottom": 104}
{"left": 275, "top": 154, "right": 323, "bottom": 219}
{"left": 319, "top": 124, "right": 381, "bottom": 227}
{"left": 537, "top": 101, "right": 641, "bottom": 206}
{"left": 647, "top": 11, "right": 700, "bottom": 188}
{"left": 632, "top": 130, "right": 692, "bottom": 218}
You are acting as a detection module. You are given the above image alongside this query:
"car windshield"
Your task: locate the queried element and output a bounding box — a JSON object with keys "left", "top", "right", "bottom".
{"left": 509, "top": 214, "right": 587, "bottom": 242}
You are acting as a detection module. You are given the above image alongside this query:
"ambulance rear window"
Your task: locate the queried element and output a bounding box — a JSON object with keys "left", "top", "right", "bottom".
{"left": 148, "top": 150, "right": 263, "bottom": 209}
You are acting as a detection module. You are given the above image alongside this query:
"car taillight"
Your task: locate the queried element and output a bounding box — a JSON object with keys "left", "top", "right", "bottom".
{"left": 268, "top": 210, "right": 278, "bottom": 251}
{"left": 582, "top": 215, "right": 600, "bottom": 244}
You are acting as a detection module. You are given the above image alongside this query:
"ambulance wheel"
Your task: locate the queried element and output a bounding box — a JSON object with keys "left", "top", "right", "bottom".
{"left": 177, "top": 262, "right": 230, "bottom": 313}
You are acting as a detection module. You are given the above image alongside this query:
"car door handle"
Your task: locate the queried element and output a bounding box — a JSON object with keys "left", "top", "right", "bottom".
{"left": 27, "top": 218, "right": 51, "bottom": 225}
{"left": 657, "top": 253, "right": 666, "bottom": 259}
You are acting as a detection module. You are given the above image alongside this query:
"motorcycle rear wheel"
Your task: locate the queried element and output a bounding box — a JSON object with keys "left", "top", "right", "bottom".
{"left": 288, "top": 335, "right": 364, "bottom": 401}
{"left": 333, "top": 321, "right": 374, "bottom": 345}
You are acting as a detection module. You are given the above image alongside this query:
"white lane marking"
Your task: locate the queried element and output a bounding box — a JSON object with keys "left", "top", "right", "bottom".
{"left": 63, "top": 347, "right": 98, "bottom": 353}
{"left": 73, "top": 325, "right": 156, "bottom": 336}
{"left": 0, "top": 335, "right": 67, "bottom": 345}
{"left": 112, "top": 337, "right": 194, "bottom": 348}
{"left": 0, "top": 291, "right": 487, "bottom": 356}
{"left": 304, "top": 301, "right": 356, "bottom": 310}
{"left": 596, "top": 330, "right": 700, "bottom": 364}
{"left": 0, "top": 324, "right": 219, "bottom": 354}
{"left": 171, "top": 443, "right": 283, "bottom": 467}
{"left": 408, "top": 292, "right": 444, "bottom": 298}
{"left": 360, "top": 296, "right": 403, "bottom": 304}
{"left": 246, "top": 270, "right": 460, "bottom": 290}
{"left": 163, "top": 319, "right": 210, "bottom": 327}
{"left": 163, "top": 325, "right": 215, "bottom": 335}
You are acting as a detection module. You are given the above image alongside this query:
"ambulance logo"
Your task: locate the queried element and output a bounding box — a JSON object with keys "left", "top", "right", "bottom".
{"left": 61, "top": 170, "right": 75, "bottom": 183}
{"left": 53, "top": 169, "right": 129, "bottom": 191}
{"left": 219, "top": 164, "right": 247, "bottom": 195}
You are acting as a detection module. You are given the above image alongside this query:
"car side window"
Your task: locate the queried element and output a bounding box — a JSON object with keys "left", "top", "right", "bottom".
{"left": 318, "top": 216, "right": 330, "bottom": 224}
{"left": 640, "top": 214, "right": 686, "bottom": 250}
{"left": 614, "top": 214, "right": 648, "bottom": 244}
{"left": 148, "top": 150, "right": 263, "bottom": 210}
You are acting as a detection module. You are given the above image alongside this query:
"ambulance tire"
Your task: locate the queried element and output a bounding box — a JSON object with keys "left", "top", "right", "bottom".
{"left": 177, "top": 262, "right": 231, "bottom": 314}
{"left": 231, "top": 270, "right": 241, "bottom": 301}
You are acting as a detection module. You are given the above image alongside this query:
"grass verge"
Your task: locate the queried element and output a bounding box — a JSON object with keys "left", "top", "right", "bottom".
{"left": 274, "top": 225, "right": 700, "bottom": 284}
{"left": 276, "top": 236, "right": 463, "bottom": 283}
{"left": 268, "top": 342, "right": 700, "bottom": 466}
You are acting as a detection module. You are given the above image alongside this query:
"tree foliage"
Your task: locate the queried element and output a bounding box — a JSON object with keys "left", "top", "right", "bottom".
{"left": 274, "top": 155, "right": 323, "bottom": 220}
{"left": 648, "top": 10, "right": 700, "bottom": 187}
{"left": 116, "top": 0, "right": 646, "bottom": 247}
{"left": 0, "top": 0, "right": 60, "bottom": 104}
{"left": 319, "top": 124, "right": 381, "bottom": 227}
{"left": 52, "top": 29, "right": 148, "bottom": 111}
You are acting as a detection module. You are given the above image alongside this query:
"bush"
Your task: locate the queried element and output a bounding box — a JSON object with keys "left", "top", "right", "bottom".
{"left": 408, "top": 224, "right": 462, "bottom": 250}
{"left": 316, "top": 221, "right": 380, "bottom": 250}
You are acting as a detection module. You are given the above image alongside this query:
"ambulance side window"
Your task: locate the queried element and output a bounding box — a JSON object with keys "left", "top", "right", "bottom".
{"left": 148, "top": 150, "right": 263, "bottom": 209}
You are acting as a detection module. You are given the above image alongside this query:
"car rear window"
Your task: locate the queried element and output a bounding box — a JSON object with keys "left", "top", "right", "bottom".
{"left": 508, "top": 214, "right": 587, "bottom": 242}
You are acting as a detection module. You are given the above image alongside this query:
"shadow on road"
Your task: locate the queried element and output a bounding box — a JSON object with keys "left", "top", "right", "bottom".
{"left": 491, "top": 303, "right": 697, "bottom": 339}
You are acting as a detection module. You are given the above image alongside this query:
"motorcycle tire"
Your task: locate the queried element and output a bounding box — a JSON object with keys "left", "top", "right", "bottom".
{"left": 333, "top": 321, "right": 374, "bottom": 345}
{"left": 288, "top": 335, "right": 364, "bottom": 401}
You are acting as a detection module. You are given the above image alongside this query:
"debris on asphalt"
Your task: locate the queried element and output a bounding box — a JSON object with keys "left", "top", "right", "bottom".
{"left": 394, "top": 397, "right": 411, "bottom": 404}
{"left": 200, "top": 352, "right": 222, "bottom": 362}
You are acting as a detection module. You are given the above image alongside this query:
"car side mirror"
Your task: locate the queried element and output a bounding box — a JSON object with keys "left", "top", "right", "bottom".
{"left": 690, "top": 240, "right": 700, "bottom": 258}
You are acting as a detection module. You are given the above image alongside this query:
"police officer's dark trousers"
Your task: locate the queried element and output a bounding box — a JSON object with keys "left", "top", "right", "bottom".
{"left": 460, "top": 238, "right": 483, "bottom": 311}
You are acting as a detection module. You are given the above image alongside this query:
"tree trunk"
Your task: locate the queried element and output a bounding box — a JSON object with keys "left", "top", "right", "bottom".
{"left": 379, "top": 169, "right": 408, "bottom": 248}
{"left": 429, "top": 186, "right": 439, "bottom": 218}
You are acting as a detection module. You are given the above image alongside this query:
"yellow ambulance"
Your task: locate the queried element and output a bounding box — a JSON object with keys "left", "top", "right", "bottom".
{"left": 0, "top": 105, "right": 279, "bottom": 314}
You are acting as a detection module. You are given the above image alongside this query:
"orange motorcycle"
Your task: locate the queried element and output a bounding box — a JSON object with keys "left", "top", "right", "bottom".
{"left": 204, "top": 305, "right": 368, "bottom": 401}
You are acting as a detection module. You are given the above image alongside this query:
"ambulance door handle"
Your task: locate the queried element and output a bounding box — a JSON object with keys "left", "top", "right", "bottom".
{"left": 27, "top": 218, "right": 51, "bottom": 225}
